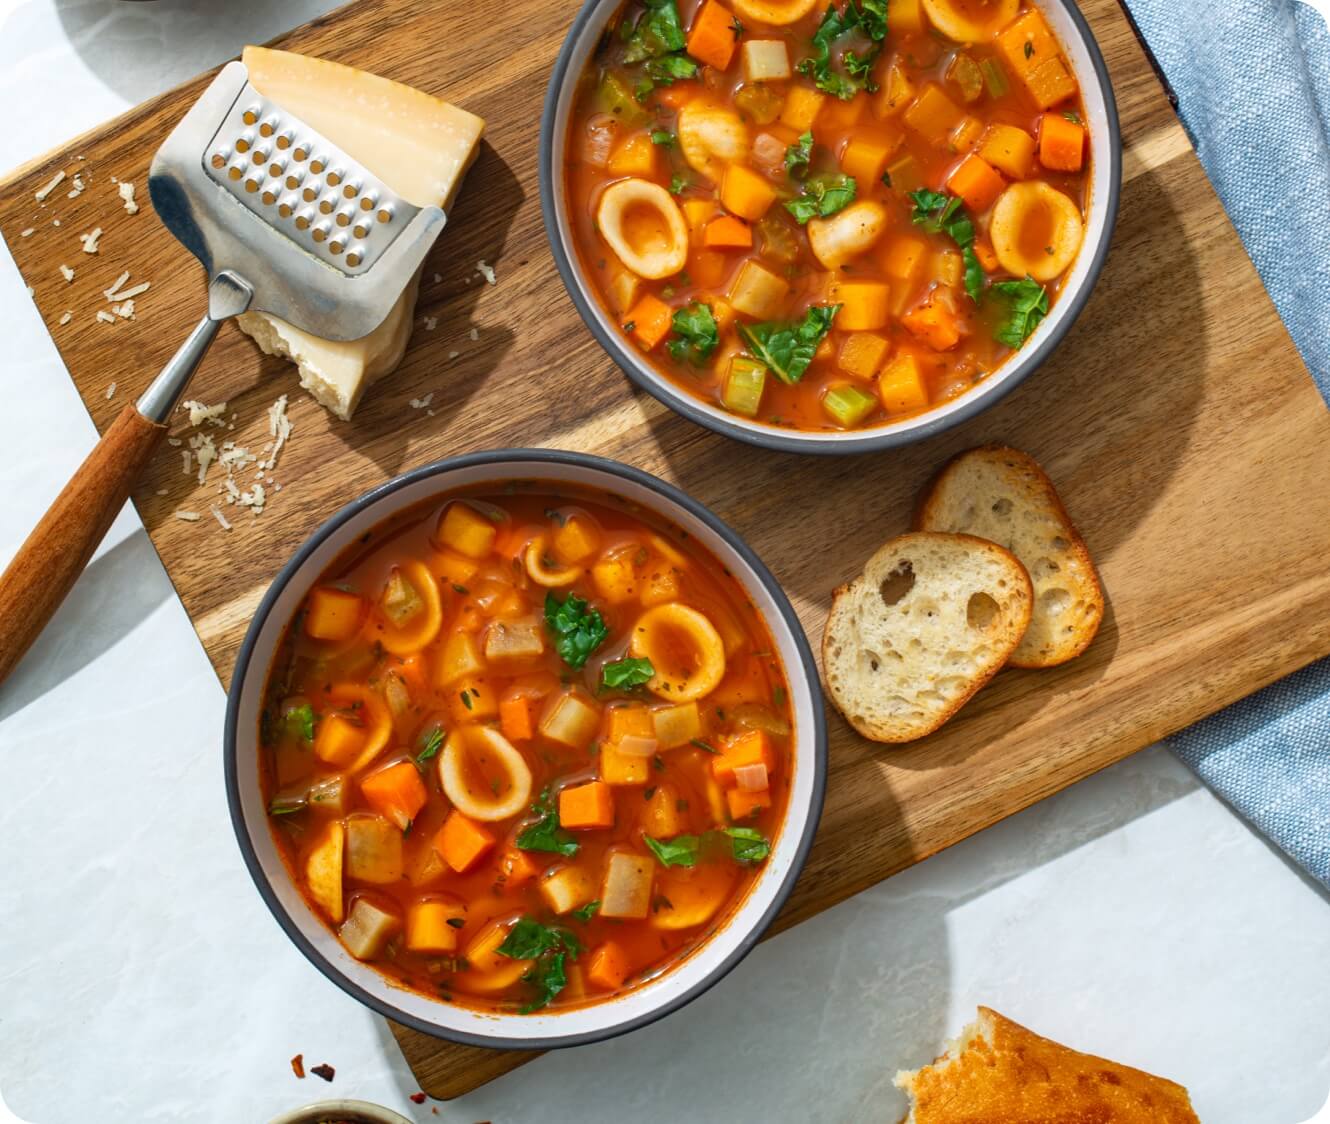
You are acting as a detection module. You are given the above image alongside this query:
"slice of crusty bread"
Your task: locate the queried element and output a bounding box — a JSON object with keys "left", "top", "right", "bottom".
{"left": 895, "top": 1006, "right": 1200, "bottom": 1124}
{"left": 916, "top": 446, "right": 1104, "bottom": 669}
{"left": 822, "top": 533, "right": 1032, "bottom": 743}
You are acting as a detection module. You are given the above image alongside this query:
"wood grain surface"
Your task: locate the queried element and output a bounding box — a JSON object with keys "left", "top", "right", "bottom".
{"left": 4, "top": 0, "right": 1330, "bottom": 1101}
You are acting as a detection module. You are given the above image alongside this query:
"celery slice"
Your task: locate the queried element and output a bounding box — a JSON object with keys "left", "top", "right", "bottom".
{"left": 981, "top": 58, "right": 1009, "bottom": 99}
{"left": 722, "top": 357, "right": 767, "bottom": 418}
{"left": 822, "top": 384, "right": 878, "bottom": 428}
{"left": 595, "top": 71, "right": 650, "bottom": 127}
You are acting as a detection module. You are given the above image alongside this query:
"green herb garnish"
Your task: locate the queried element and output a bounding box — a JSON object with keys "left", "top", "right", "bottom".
{"left": 785, "top": 131, "right": 814, "bottom": 179}
{"left": 650, "top": 129, "right": 675, "bottom": 146}
{"left": 908, "top": 189, "right": 985, "bottom": 301}
{"left": 515, "top": 788, "right": 580, "bottom": 857}
{"left": 601, "top": 656, "right": 657, "bottom": 691}
{"left": 268, "top": 796, "right": 305, "bottom": 816}
{"left": 415, "top": 727, "right": 444, "bottom": 768}
{"left": 286, "top": 703, "right": 315, "bottom": 743}
{"left": 725, "top": 826, "right": 771, "bottom": 863}
{"left": 497, "top": 918, "right": 583, "bottom": 1012}
{"left": 796, "top": 0, "right": 888, "bottom": 101}
{"left": 669, "top": 173, "right": 690, "bottom": 194}
{"left": 667, "top": 302, "right": 720, "bottom": 365}
{"left": 644, "top": 833, "right": 702, "bottom": 867}
{"left": 544, "top": 591, "right": 610, "bottom": 669}
{"left": 571, "top": 900, "right": 601, "bottom": 922}
{"left": 690, "top": 737, "right": 719, "bottom": 754}
{"left": 784, "top": 172, "right": 856, "bottom": 224}
{"left": 738, "top": 304, "right": 840, "bottom": 384}
{"left": 991, "top": 277, "right": 1049, "bottom": 348}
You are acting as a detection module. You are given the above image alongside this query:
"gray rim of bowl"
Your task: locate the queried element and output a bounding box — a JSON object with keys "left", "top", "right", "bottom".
{"left": 538, "top": 0, "right": 1123, "bottom": 455}
{"left": 223, "top": 448, "right": 829, "bottom": 1051}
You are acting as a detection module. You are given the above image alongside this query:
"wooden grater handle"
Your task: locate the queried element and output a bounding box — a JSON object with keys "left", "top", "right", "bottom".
{"left": 0, "top": 406, "right": 166, "bottom": 684}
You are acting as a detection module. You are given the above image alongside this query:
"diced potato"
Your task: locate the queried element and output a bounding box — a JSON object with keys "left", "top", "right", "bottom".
{"left": 313, "top": 713, "right": 366, "bottom": 767}
{"left": 450, "top": 676, "right": 498, "bottom": 723}
{"left": 607, "top": 269, "right": 642, "bottom": 315}
{"left": 484, "top": 616, "right": 545, "bottom": 662}
{"left": 592, "top": 549, "right": 640, "bottom": 603}
{"left": 305, "top": 821, "right": 344, "bottom": 923}
{"left": 307, "top": 773, "right": 351, "bottom": 816}
{"left": 587, "top": 941, "right": 631, "bottom": 991}
{"left": 878, "top": 352, "right": 930, "bottom": 413}
{"left": 540, "top": 689, "right": 602, "bottom": 748}
{"left": 437, "top": 502, "right": 497, "bottom": 559}
{"left": 742, "top": 40, "right": 791, "bottom": 82}
{"left": 405, "top": 836, "right": 449, "bottom": 887}
{"left": 379, "top": 568, "right": 423, "bottom": 627}
{"left": 728, "top": 260, "right": 789, "bottom": 319}
{"left": 436, "top": 628, "right": 484, "bottom": 687}
{"left": 903, "top": 84, "right": 964, "bottom": 144}
{"left": 405, "top": 898, "right": 466, "bottom": 953}
{"left": 304, "top": 587, "right": 364, "bottom": 642}
{"left": 652, "top": 702, "right": 702, "bottom": 748}
{"left": 339, "top": 896, "right": 401, "bottom": 961}
{"left": 540, "top": 864, "right": 598, "bottom": 914}
{"left": 345, "top": 814, "right": 404, "bottom": 884}
{"left": 600, "top": 851, "right": 654, "bottom": 920}
{"left": 600, "top": 743, "right": 651, "bottom": 786}
{"left": 552, "top": 515, "right": 601, "bottom": 563}
{"left": 642, "top": 783, "right": 685, "bottom": 838}
{"left": 640, "top": 567, "right": 681, "bottom": 606}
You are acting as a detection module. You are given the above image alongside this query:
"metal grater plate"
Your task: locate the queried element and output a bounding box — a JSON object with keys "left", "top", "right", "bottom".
{"left": 203, "top": 84, "right": 419, "bottom": 278}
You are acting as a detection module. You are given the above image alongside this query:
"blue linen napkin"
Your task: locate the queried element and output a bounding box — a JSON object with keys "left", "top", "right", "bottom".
{"left": 1122, "top": 0, "right": 1330, "bottom": 889}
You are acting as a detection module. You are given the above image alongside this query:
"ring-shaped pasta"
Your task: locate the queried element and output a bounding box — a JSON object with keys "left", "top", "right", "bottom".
{"left": 595, "top": 178, "right": 689, "bottom": 280}
{"left": 731, "top": 0, "right": 819, "bottom": 27}
{"left": 376, "top": 559, "right": 444, "bottom": 656}
{"left": 807, "top": 200, "right": 889, "bottom": 270}
{"left": 989, "top": 181, "right": 1085, "bottom": 283}
{"left": 524, "top": 536, "right": 581, "bottom": 588}
{"left": 438, "top": 725, "right": 534, "bottom": 822}
{"left": 648, "top": 863, "right": 736, "bottom": 930}
{"left": 628, "top": 602, "right": 727, "bottom": 702}
{"left": 462, "top": 917, "right": 534, "bottom": 992}
{"left": 325, "top": 684, "right": 394, "bottom": 774}
{"left": 677, "top": 101, "right": 751, "bottom": 185}
{"left": 921, "top": 0, "right": 1019, "bottom": 42}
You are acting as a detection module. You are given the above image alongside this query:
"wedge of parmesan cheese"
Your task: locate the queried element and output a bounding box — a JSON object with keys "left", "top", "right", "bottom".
{"left": 235, "top": 47, "right": 485, "bottom": 420}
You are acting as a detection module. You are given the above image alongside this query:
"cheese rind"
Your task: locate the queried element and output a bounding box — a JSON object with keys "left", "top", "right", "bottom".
{"left": 236, "top": 47, "right": 485, "bottom": 419}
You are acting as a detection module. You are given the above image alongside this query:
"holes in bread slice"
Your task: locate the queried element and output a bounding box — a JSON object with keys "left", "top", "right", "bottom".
{"left": 878, "top": 561, "right": 915, "bottom": 607}
{"left": 1031, "top": 556, "right": 1060, "bottom": 581}
{"left": 991, "top": 498, "right": 1013, "bottom": 517}
{"left": 1040, "top": 587, "right": 1072, "bottom": 617}
{"left": 966, "top": 591, "right": 1001, "bottom": 631}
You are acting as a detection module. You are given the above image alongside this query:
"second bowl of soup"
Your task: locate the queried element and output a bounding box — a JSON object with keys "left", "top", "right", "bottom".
{"left": 541, "top": 0, "right": 1120, "bottom": 453}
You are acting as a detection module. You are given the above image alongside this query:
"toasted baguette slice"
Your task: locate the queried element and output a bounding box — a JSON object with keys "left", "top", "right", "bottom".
{"left": 822, "top": 533, "right": 1032, "bottom": 743}
{"left": 916, "top": 446, "right": 1103, "bottom": 668}
{"left": 895, "top": 1006, "right": 1200, "bottom": 1124}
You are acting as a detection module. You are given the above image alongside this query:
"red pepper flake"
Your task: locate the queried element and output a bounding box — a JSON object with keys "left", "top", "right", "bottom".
{"left": 290, "top": 1054, "right": 305, "bottom": 1079}
{"left": 310, "top": 1063, "right": 336, "bottom": 1082}
{"left": 409, "top": 1092, "right": 427, "bottom": 1104}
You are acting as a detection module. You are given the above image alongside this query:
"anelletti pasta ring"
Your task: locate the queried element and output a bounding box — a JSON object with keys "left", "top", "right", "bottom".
{"left": 595, "top": 178, "right": 689, "bottom": 280}
{"left": 439, "top": 725, "right": 534, "bottom": 821}
{"left": 629, "top": 602, "right": 727, "bottom": 701}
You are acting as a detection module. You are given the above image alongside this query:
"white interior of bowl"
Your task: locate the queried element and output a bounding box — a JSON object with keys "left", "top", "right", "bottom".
{"left": 546, "top": 0, "right": 1119, "bottom": 449}
{"left": 230, "top": 456, "right": 821, "bottom": 1047}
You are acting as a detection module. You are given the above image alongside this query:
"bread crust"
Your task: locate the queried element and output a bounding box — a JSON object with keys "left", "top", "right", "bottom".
{"left": 822, "top": 532, "right": 1033, "bottom": 743}
{"left": 915, "top": 445, "right": 1104, "bottom": 669}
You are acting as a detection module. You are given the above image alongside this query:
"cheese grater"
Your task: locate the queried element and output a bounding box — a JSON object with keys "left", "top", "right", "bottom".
{"left": 0, "top": 60, "right": 447, "bottom": 685}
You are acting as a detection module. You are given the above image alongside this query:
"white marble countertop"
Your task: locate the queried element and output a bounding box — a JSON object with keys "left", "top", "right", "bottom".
{"left": 1, "top": 2, "right": 1328, "bottom": 1122}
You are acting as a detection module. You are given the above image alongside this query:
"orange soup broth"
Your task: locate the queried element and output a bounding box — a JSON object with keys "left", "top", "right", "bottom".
{"left": 259, "top": 484, "right": 793, "bottom": 1013}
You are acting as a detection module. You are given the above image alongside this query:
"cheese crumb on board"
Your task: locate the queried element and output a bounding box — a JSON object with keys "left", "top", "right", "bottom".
{"left": 66, "top": 173, "right": 85, "bottom": 200}
{"left": 112, "top": 300, "right": 135, "bottom": 320}
{"left": 183, "top": 400, "right": 228, "bottom": 427}
{"left": 423, "top": 315, "right": 438, "bottom": 331}
{"left": 20, "top": 228, "right": 34, "bottom": 238}
{"left": 119, "top": 182, "right": 139, "bottom": 214}
{"left": 468, "top": 327, "right": 479, "bottom": 341}
{"left": 105, "top": 382, "right": 117, "bottom": 400}
{"left": 175, "top": 510, "right": 201, "bottom": 522}
{"left": 103, "top": 271, "right": 131, "bottom": 300}
{"left": 189, "top": 433, "right": 217, "bottom": 484}
{"left": 409, "top": 392, "right": 434, "bottom": 409}
{"left": 34, "top": 170, "right": 66, "bottom": 202}
{"left": 59, "top": 265, "right": 74, "bottom": 282}
{"left": 79, "top": 227, "right": 102, "bottom": 254}
{"left": 477, "top": 261, "right": 496, "bottom": 285}
{"left": 265, "top": 395, "right": 291, "bottom": 470}
{"left": 59, "top": 311, "right": 72, "bottom": 325}
{"left": 95, "top": 310, "right": 115, "bottom": 324}
{"left": 210, "top": 505, "right": 232, "bottom": 531}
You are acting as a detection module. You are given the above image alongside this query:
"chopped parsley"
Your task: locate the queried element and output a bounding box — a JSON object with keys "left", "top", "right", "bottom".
{"left": 414, "top": 727, "right": 444, "bottom": 768}
{"left": 908, "top": 189, "right": 985, "bottom": 301}
{"left": 544, "top": 591, "right": 609, "bottom": 669}
{"left": 796, "top": 0, "right": 889, "bottom": 101}
{"left": 650, "top": 129, "right": 675, "bottom": 146}
{"left": 669, "top": 173, "right": 690, "bottom": 195}
{"left": 644, "top": 833, "right": 701, "bottom": 867}
{"left": 785, "top": 131, "right": 814, "bottom": 179}
{"left": 1063, "top": 110, "right": 1082, "bottom": 124}
{"left": 738, "top": 304, "right": 840, "bottom": 384}
{"left": 666, "top": 301, "right": 720, "bottom": 365}
{"left": 725, "top": 826, "right": 771, "bottom": 864}
{"left": 515, "top": 788, "right": 580, "bottom": 857}
{"left": 496, "top": 917, "right": 583, "bottom": 1012}
{"left": 622, "top": 0, "right": 698, "bottom": 91}
{"left": 991, "top": 277, "right": 1049, "bottom": 348}
{"left": 571, "top": 900, "right": 600, "bottom": 922}
{"left": 784, "top": 172, "right": 856, "bottom": 224}
{"left": 601, "top": 656, "right": 657, "bottom": 691}
{"left": 285, "top": 703, "right": 315, "bottom": 743}
{"left": 690, "top": 737, "right": 719, "bottom": 754}
{"left": 268, "top": 795, "right": 305, "bottom": 816}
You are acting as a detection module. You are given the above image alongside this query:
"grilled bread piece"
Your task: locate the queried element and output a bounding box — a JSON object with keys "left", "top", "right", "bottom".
{"left": 895, "top": 1006, "right": 1200, "bottom": 1124}
{"left": 822, "top": 533, "right": 1032, "bottom": 743}
{"left": 916, "top": 446, "right": 1103, "bottom": 668}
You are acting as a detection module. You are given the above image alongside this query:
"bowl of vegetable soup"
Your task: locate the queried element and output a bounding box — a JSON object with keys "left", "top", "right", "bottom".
{"left": 224, "top": 450, "right": 826, "bottom": 1048}
{"left": 541, "top": 0, "right": 1120, "bottom": 453}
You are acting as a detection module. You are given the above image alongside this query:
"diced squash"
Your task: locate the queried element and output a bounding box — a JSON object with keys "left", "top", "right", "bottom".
{"left": 652, "top": 702, "right": 702, "bottom": 747}
{"left": 817, "top": 93, "right": 867, "bottom": 137}
{"left": 642, "top": 783, "right": 685, "bottom": 838}
{"left": 721, "top": 355, "right": 767, "bottom": 417}
{"left": 499, "top": 693, "right": 541, "bottom": 742}
{"left": 624, "top": 293, "right": 674, "bottom": 350}
{"left": 720, "top": 164, "right": 778, "bottom": 222}
{"left": 689, "top": 249, "right": 730, "bottom": 287}
{"left": 345, "top": 814, "right": 404, "bottom": 884}
{"left": 979, "top": 124, "right": 1036, "bottom": 180}
{"left": 874, "top": 58, "right": 916, "bottom": 119}
{"left": 648, "top": 863, "right": 735, "bottom": 929}
{"left": 436, "top": 627, "right": 484, "bottom": 687}
{"left": 607, "top": 132, "right": 657, "bottom": 178}
{"left": 552, "top": 515, "right": 600, "bottom": 563}
{"left": 703, "top": 215, "right": 754, "bottom": 249}
{"left": 974, "top": 238, "right": 999, "bottom": 272}
{"left": 560, "top": 780, "right": 616, "bottom": 830}
{"left": 1025, "top": 57, "right": 1078, "bottom": 111}
{"left": 592, "top": 548, "right": 640, "bottom": 603}
{"left": 779, "top": 85, "right": 826, "bottom": 132}
{"left": 435, "top": 811, "right": 495, "bottom": 873}
{"left": 428, "top": 547, "right": 479, "bottom": 588}
{"left": 587, "top": 941, "right": 631, "bottom": 990}
{"left": 305, "top": 821, "right": 344, "bottom": 923}
{"left": 449, "top": 676, "right": 498, "bottom": 723}
{"left": 878, "top": 352, "right": 930, "bottom": 412}
{"left": 838, "top": 332, "right": 891, "bottom": 379}
{"left": 901, "top": 288, "right": 962, "bottom": 351}
{"left": 600, "top": 743, "right": 651, "bottom": 786}
{"left": 437, "top": 502, "right": 497, "bottom": 559}
{"left": 878, "top": 234, "right": 929, "bottom": 281}
{"left": 1038, "top": 111, "right": 1085, "bottom": 172}
{"left": 887, "top": 0, "right": 925, "bottom": 33}
{"left": 713, "top": 729, "right": 775, "bottom": 782}
{"left": 933, "top": 248, "right": 963, "bottom": 288}
{"left": 304, "top": 587, "right": 364, "bottom": 642}
{"left": 687, "top": 0, "right": 739, "bottom": 70}
{"left": 742, "top": 39, "right": 791, "bottom": 82}
{"left": 903, "top": 84, "right": 964, "bottom": 144}
{"left": 704, "top": 775, "right": 728, "bottom": 825}
{"left": 606, "top": 704, "right": 654, "bottom": 743}
{"left": 340, "top": 897, "right": 401, "bottom": 961}
{"left": 484, "top": 616, "right": 544, "bottom": 664}
{"left": 405, "top": 898, "right": 466, "bottom": 954}
{"left": 540, "top": 689, "right": 602, "bottom": 748}
{"left": 540, "top": 864, "right": 598, "bottom": 914}
{"left": 946, "top": 153, "right": 1005, "bottom": 214}
{"left": 683, "top": 198, "right": 721, "bottom": 242}
{"left": 499, "top": 846, "right": 540, "bottom": 890}
{"left": 313, "top": 712, "right": 366, "bottom": 767}
{"left": 884, "top": 152, "right": 924, "bottom": 193}
{"left": 360, "top": 760, "right": 428, "bottom": 831}
{"left": 640, "top": 566, "right": 682, "bottom": 606}
{"left": 728, "top": 260, "right": 790, "bottom": 319}
{"left": 600, "top": 851, "right": 654, "bottom": 920}
{"left": 727, "top": 786, "right": 773, "bottom": 820}
{"left": 607, "top": 269, "right": 642, "bottom": 314}
{"left": 996, "top": 9, "right": 1079, "bottom": 109}
{"left": 951, "top": 114, "right": 984, "bottom": 153}
{"left": 840, "top": 134, "right": 900, "bottom": 184}
{"left": 405, "top": 837, "right": 448, "bottom": 887}
{"left": 830, "top": 280, "right": 891, "bottom": 331}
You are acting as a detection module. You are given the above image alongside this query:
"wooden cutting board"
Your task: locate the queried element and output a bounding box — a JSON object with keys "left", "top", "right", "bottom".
{"left": 4, "top": 0, "right": 1330, "bottom": 1101}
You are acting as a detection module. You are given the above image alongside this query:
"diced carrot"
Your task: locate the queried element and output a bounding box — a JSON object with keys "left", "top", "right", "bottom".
{"left": 1038, "top": 112, "right": 1085, "bottom": 172}
{"left": 840, "top": 134, "right": 900, "bottom": 184}
{"left": 712, "top": 729, "right": 775, "bottom": 782}
{"left": 878, "top": 353, "right": 930, "bottom": 413}
{"left": 360, "top": 761, "right": 428, "bottom": 831}
{"left": 499, "top": 847, "right": 540, "bottom": 890}
{"left": 624, "top": 294, "right": 673, "bottom": 350}
{"left": 586, "top": 941, "right": 631, "bottom": 991}
{"left": 559, "top": 780, "right": 616, "bottom": 830}
{"left": 683, "top": 198, "right": 721, "bottom": 242}
{"left": 688, "top": 249, "right": 730, "bottom": 288}
{"left": 974, "top": 238, "right": 999, "bottom": 272}
{"left": 946, "top": 153, "right": 1005, "bottom": 214}
{"left": 779, "top": 85, "right": 826, "bottom": 132}
{"left": 653, "top": 81, "right": 702, "bottom": 109}
{"left": 499, "top": 694, "right": 539, "bottom": 742}
{"left": 901, "top": 289, "right": 962, "bottom": 351}
{"left": 436, "top": 812, "right": 495, "bottom": 874}
{"left": 726, "top": 786, "right": 773, "bottom": 820}
{"left": 719, "top": 164, "right": 777, "bottom": 222}
{"left": 703, "top": 215, "right": 754, "bottom": 250}
{"left": 607, "top": 132, "right": 657, "bottom": 178}
{"left": 902, "top": 84, "right": 964, "bottom": 144}
{"left": 686, "top": 0, "right": 738, "bottom": 71}
{"left": 304, "top": 587, "right": 364, "bottom": 642}
{"left": 830, "top": 280, "right": 892, "bottom": 331}
{"left": 839, "top": 332, "right": 891, "bottom": 380}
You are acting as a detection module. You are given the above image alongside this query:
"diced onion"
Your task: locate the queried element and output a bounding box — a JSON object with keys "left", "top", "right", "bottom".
{"left": 734, "top": 762, "right": 770, "bottom": 792}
